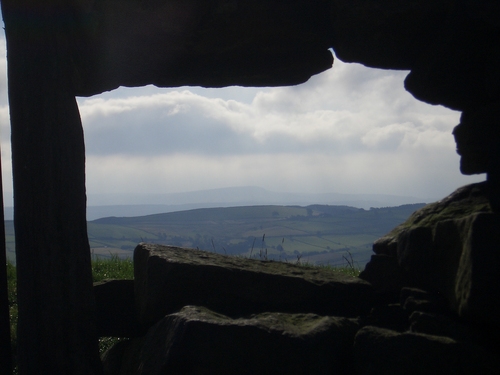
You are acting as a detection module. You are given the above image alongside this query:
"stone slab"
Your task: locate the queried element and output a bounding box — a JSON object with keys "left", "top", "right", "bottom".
{"left": 134, "top": 243, "right": 373, "bottom": 326}
{"left": 105, "top": 305, "right": 359, "bottom": 375}
{"left": 354, "top": 326, "right": 499, "bottom": 375}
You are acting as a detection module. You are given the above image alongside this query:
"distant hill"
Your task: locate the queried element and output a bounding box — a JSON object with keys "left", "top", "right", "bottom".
{"left": 82, "top": 186, "right": 429, "bottom": 220}
{"left": 3, "top": 186, "right": 431, "bottom": 221}
{"left": 4, "top": 203, "right": 425, "bottom": 267}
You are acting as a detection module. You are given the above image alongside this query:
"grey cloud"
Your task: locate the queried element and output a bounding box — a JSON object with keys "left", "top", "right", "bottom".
{"left": 82, "top": 107, "right": 365, "bottom": 157}
{"left": 84, "top": 110, "right": 244, "bottom": 156}
{"left": 80, "top": 59, "right": 460, "bottom": 160}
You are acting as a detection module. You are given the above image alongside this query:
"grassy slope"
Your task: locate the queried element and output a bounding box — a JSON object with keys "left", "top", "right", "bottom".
{"left": 88, "top": 204, "right": 425, "bottom": 266}
{"left": 5, "top": 203, "right": 425, "bottom": 267}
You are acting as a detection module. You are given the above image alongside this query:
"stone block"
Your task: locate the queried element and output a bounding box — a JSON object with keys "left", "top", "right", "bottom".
{"left": 359, "top": 254, "right": 406, "bottom": 295}
{"left": 367, "top": 184, "right": 500, "bottom": 328}
{"left": 454, "top": 213, "right": 500, "bottom": 326}
{"left": 133, "top": 244, "right": 373, "bottom": 326}
{"left": 354, "top": 326, "right": 499, "bottom": 375}
{"left": 94, "top": 279, "right": 146, "bottom": 338}
{"left": 105, "top": 306, "right": 359, "bottom": 375}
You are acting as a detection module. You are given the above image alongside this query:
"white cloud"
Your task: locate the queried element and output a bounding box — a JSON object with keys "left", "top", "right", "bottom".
{"left": 77, "top": 58, "right": 484, "bottom": 200}
{"left": 77, "top": 61, "right": 464, "bottom": 162}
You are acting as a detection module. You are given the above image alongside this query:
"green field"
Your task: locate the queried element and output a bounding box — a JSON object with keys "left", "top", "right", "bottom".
{"left": 5, "top": 203, "right": 425, "bottom": 268}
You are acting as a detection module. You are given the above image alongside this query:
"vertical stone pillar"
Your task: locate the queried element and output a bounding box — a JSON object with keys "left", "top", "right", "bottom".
{"left": 1, "top": 2, "right": 102, "bottom": 374}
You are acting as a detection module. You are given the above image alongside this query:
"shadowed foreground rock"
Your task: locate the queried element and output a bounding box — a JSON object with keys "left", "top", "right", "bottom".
{"left": 134, "top": 244, "right": 373, "bottom": 326}
{"left": 104, "top": 306, "right": 359, "bottom": 375}
{"left": 361, "top": 182, "right": 500, "bottom": 327}
{"left": 354, "top": 326, "right": 499, "bottom": 375}
{"left": 99, "top": 237, "right": 500, "bottom": 374}
{"left": 94, "top": 280, "right": 146, "bottom": 338}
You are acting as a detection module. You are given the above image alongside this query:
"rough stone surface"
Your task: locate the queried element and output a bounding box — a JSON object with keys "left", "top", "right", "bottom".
{"left": 354, "top": 326, "right": 499, "bottom": 375}
{"left": 453, "top": 104, "right": 500, "bottom": 175}
{"left": 73, "top": 0, "right": 334, "bottom": 96}
{"left": 404, "top": 1, "right": 500, "bottom": 111}
{"left": 39, "top": 0, "right": 500, "bottom": 124}
{"left": 103, "top": 305, "right": 359, "bottom": 375}
{"left": 453, "top": 213, "right": 500, "bottom": 325}
{"left": 103, "top": 200, "right": 500, "bottom": 374}
{"left": 101, "top": 340, "right": 131, "bottom": 375}
{"left": 409, "top": 311, "right": 489, "bottom": 345}
{"left": 64, "top": 0, "right": 500, "bottom": 111}
{"left": 361, "top": 304, "right": 409, "bottom": 333}
{"left": 362, "top": 183, "right": 500, "bottom": 327}
{"left": 359, "top": 254, "right": 407, "bottom": 297}
{"left": 364, "top": 182, "right": 492, "bottom": 295}
{"left": 134, "top": 243, "right": 373, "bottom": 326}
{"left": 400, "top": 288, "right": 450, "bottom": 316}
{"left": 372, "top": 182, "right": 492, "bottom": 258}
{"left": 403, "top": 212, "right": 500, "bottom": 326}
{"left": 330, "top": 0, "right": 451, "bottom": 70}
{"left": 2, "top": 2, "right": 103, "bottom": 373}
{"left": 94, "top": 279, "right": 146, "bottom": 338}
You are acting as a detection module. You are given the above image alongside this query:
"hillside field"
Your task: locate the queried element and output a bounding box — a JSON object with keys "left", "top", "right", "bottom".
{"left": 4, "top": 203, "right": 425, "bottom": 268}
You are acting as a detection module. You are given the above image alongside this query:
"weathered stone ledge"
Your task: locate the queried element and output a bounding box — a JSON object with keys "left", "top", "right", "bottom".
{"left": 134, "top": 244, "right": 373, "bottom": 325}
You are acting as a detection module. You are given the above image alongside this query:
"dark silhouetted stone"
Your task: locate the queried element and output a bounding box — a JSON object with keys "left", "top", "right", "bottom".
{"left": 359, "top": 254, "right": 407, "bottom": 297}
{"left": 72, "top": 0, "right": 334, "bottom": 96}
{"left": 354, "top": 326, "right": 499, "bottom": 375}
{"left": 362, "top": 184, "right": 500, "bottom": 327}
{"left": 400, "top": 288, "right": 450, "bottom": 316}
{"left": 101, "top": 339, "right": 132, "bottom": 375}
{"left": 94, "top": 279, "right": 146, "bottom": 338}
{"left": 453, "top": 103, "right": 500, "bottom": 176}
{"left": 362, "top": 304, "right": 409, "bottom": 333}
{"left": 330, "top": 0, "right": 450, "bottom": 70}
{"left": 104, "top": 305, "right": 359, "bottom": 375}
{"left": 404, "top": 1, "right": 500, "bottom": 111}
{"left": 409, "top": 311, "right": 488, "bottom": 345}
{"left": 134, "top": 244, "right": 373, "bottom": 326}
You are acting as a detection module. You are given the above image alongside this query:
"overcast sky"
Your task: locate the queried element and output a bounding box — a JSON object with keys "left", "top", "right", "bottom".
{"left": 0, "top": 34, "right": 485, "bottom": 208}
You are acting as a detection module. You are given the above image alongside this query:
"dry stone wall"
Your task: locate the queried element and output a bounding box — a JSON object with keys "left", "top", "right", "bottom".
{"left": 98, "top": 230, "right": 500, "bottom": 374}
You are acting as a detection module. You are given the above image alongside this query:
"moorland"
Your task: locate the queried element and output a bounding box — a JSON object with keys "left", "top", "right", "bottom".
{"left": 5, "top": 203, "right": 424, "bottom": 267}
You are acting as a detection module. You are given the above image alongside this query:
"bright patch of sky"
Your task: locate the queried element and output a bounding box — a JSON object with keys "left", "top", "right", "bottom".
{"left": 0, "top": 34, "right": 484, "bottom": 208}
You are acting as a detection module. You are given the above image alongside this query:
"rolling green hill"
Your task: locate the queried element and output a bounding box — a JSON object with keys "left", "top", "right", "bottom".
{"left": 4, "top": 203, "right": 425, "bottom": 268}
